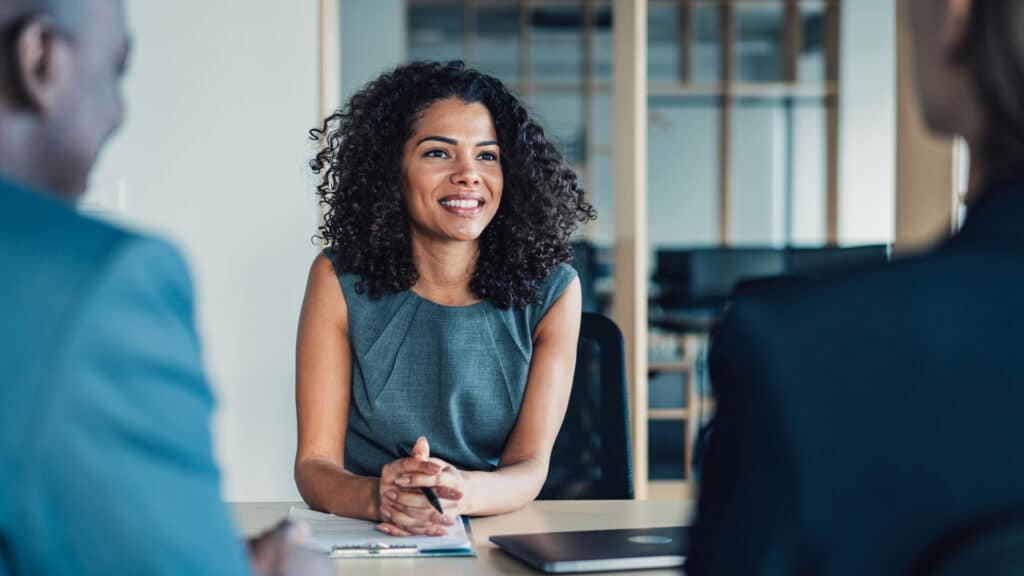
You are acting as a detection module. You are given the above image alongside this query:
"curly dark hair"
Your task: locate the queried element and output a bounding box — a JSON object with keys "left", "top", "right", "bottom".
{"left": 309, "top": 60, "right": 596, "bottom": 309}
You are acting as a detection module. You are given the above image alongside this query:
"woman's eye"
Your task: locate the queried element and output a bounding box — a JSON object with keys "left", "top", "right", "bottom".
{"left": 478, "top": 151, "right": 499, "bottom": 161}
{"left": 424, "top": 149, "right": 449, "bottom": 159}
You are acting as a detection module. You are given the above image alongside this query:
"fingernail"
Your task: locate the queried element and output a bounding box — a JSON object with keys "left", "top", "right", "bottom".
{"left": 396, "top": 476, "right": 410, "bottom": 486}
{"left": 386, "top": 490, "right": 398, "bottom": 500}
{"left": 381, "top": 509, "right": 392, "bottom": 519}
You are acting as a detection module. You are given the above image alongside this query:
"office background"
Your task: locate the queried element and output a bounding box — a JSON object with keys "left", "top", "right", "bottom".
{"left": 79, "top": 0, "right": 942, "bottom": 503}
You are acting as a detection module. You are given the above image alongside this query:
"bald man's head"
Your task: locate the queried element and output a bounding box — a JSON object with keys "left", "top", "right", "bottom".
{"left": 0, "top": 0, "right": 128, "bottom": 199}
{"left": 0, "top": 0, "right": 80, "bottom": 28}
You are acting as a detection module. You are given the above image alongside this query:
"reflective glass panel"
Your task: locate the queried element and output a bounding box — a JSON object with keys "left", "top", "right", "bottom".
{"left": 591, "top": 3, "right": 613, "bottom": 82}
{"left": 528, "top": 91, "right": 585, "bottom": 164}
{"left": 692, "top": 2, "right": 721, "bottom": 83}
{"left": 475, "top": 4, "right": 521, "bottom": 82}
{"left": 648, "top": 96, "right": 720, "bottom": 247}
{"left": 734, "top": 2, "right": 784, "bottom": 82}
{"left": 408, "top": 5, "right": 465, "bottom": 63}
{"left": 799, "top": 1, "right": 827, "bottom": 84}
{"left": 529, "top": 4, "right": 583, "bottom": 83}
{"left": 648, "top": 2, "right": 680, "bottom": 83}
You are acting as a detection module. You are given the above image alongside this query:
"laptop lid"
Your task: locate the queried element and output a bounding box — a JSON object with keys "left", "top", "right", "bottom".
{"left": 490, "top": 526, "right": 687, "bottom": 574}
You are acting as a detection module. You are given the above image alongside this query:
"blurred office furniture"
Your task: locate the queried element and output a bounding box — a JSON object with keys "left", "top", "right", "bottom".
{"left": 647, "top": 326, "right": 708, "bottom": 499}
{"left": 653, "top": 244, "right": 890, "bottom": 311}
{"left": 570, "top": 241, "right": 600, "bottom": 313}
{"left": 645, "top": 244, "right": 890, "bottom": 498}
{"left": 915, "top": 509, "right": 1024, "bottom": 576}
{"left": 540, "top": 312, "right": 633, "bottom": 500}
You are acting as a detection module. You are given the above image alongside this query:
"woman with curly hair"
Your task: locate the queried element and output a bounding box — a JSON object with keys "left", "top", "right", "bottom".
{"left": 294, "top": 61, "right": 596, "bottom": 537}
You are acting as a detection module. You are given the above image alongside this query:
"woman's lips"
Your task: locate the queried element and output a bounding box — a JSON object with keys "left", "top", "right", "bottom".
{"left": 439, "top": 196, "right": 484, "bottom": 217}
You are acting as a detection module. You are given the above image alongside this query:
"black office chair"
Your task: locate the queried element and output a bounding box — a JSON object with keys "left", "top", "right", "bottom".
{"left": 570, "top": 240, "right": 602, "bottom": 313}
{"left": 538, "top": 312, "right": 633, "bottom": 500}
{"left": 914, "top": 508, "right": 1024, "bottom": 576}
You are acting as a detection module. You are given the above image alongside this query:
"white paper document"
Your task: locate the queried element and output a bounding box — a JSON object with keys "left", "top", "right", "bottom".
{"left": 288, "top": 506, "right": 473, "bottom": 556}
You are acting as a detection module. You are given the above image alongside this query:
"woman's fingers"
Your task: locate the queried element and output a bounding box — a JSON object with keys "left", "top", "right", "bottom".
{"left": 396, "top": 457, "right": 442, "bottom": 475}
{"left": 412, "top": 436, "right": 431, "bottom": 459}
{"left": 434, "top": 486, "right": 464, "bottom": 500}
{"left": 383, "top": 506, "right": 447, "bottom": 535}
{"left": 387, "top": 488, "right": 430, "bottom": 509}
{"left": 376, "top": 522, "right": 414, "bottom": 537}
{"left": 396, "top": 468, "right": 460, "bottom": 490}
{"left": 383, "top": 456, "right": 442, "bottom": 482}
{"left": 382, "top": 487, "right": 455, "bottom": 524}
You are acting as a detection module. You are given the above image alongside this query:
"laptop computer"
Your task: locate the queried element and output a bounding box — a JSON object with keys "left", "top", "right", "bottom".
{"left": 490, "top": 526, "right": 687, "bottom": 573}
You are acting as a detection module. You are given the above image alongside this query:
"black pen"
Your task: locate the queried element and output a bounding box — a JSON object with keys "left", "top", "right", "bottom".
{"left": 395, "top": 443, "right": 444, "bottom": 514}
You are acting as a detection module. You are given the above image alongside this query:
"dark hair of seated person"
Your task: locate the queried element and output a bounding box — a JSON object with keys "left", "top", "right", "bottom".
{"left": 963, "top": 0, "right": 1024, "bottom": 177}
{"left": 309, "top": 60, "right": 595, "bottom": 309}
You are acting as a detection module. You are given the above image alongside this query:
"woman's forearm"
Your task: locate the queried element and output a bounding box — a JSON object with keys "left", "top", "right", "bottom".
{"left": 460, "top": 458, "right": 547, "bottom": 517}
{"left": 295, "top": 458, "right": 381, "bottom": 520}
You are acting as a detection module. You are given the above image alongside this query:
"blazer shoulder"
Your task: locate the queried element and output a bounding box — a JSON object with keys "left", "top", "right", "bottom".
{"left": 0, "top": 182, "right": 142, "bottom": 284}
{"left": 726, "top": 252, "right": 942, "bottom": 322}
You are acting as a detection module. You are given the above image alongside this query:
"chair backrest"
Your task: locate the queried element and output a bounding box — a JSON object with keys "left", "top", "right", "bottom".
{"left": 914, "top": 508, "right": 1024, "bottom": 576}
{"left": 653, "top": 245, "right": 890, "bottom": 310}
{"left": 538, "top": 312, "right": 633, "bottom": 500}
{"left": 570, "top": 241, "right": 600, "bottom": 313}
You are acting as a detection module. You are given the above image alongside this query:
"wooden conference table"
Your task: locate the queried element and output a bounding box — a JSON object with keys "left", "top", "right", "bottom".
{"left": 233, "top": 499, "right": 694, "bottom": 575}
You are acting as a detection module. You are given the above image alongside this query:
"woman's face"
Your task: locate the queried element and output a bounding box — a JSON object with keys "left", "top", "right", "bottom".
{"left": 401, "top": 97, "right": 504, "bottom": 243}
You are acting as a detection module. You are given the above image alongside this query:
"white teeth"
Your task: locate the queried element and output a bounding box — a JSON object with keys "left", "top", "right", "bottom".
{"left": 441, "top": 199, "right": 481, "bottom": 209}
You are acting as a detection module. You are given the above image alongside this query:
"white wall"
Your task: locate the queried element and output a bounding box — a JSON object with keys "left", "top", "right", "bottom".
{"left": 87, "top": 1, "right": 321, "bottom": 501}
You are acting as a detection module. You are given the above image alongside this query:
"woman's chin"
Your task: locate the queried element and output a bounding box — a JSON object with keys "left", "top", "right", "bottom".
{"left": 443, "top": 230, "right": 484, "bottom": 243}
{"left": 437, "top": 222, "right": 489, "bottom": 243}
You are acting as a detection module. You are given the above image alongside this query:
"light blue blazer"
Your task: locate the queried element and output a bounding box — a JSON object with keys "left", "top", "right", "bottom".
{"left": 0, "top": 178, "right": 250, "bottom": 575}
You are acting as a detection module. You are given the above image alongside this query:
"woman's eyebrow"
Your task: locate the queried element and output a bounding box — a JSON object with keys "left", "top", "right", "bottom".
{"left": 417, "top": 136, "right": 457, "bottom": 146}
{"left": 416, "top": 136, "right": 499, "bottom": 147}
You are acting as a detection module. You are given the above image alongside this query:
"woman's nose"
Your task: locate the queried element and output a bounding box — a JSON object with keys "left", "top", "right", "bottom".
{"left": 450, "top": 158, "right": 481, "bottom": 187}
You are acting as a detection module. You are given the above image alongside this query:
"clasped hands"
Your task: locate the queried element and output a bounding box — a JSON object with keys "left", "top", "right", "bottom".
{"left": 377, "top": 436, "right": 466, "bottom": 536}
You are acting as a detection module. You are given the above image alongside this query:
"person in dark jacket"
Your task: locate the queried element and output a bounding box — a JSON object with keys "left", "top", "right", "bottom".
{"left": 688, "top": 1, "right": 1024, "bottom": 574}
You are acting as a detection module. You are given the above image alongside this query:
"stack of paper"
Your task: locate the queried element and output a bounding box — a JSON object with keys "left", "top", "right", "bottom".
{"left": 288, "top": 506, "right": 475, "bottom": 557}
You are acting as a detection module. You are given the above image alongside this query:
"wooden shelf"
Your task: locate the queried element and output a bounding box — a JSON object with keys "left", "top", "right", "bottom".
{"left": 648, "top": 480, "right": 698, "bottom": 501}
{"left": 648, "top": 360, "right": 693, "bottom": 372}
{"left": 648, "top": 408, "right": 689, "bottom": 421}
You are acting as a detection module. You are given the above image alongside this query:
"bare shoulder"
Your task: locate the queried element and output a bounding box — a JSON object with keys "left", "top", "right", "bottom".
{"left": 535, "top": 276, "right": 582, "bottom": 341}
{"left": 302, "top": 251, "right": 348, "bottom": 329}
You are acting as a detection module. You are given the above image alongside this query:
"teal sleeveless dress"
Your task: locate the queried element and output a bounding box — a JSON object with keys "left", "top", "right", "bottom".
{"left": 325, "top": 250, "right": 578, "bottom": 477}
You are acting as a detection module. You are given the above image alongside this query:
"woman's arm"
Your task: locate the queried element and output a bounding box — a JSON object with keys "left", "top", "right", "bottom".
{"left": 297, "top": 254, "right": 465, "bottom": 534}
{"left": 294, "top": 253, "right": 380, "bottom": 520}
{"left": 463, "top": 276, "right": 583, "bottom": 514}
{"left": 384, "top": 277, "right": 583, "bottom": 523}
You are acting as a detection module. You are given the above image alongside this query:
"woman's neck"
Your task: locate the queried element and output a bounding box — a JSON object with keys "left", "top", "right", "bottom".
{"left": 409, "top": 230, "right": 480, "bottom": 305}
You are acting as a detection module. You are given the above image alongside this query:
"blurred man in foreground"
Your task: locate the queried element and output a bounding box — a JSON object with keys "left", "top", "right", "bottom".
{"left": 0, "top": 1, "right": 328, "bottom": 574}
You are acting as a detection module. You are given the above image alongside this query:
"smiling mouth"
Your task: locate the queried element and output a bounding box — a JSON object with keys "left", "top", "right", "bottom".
{"left": 439, "top": 197, "right": 484, "bottom": 216}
